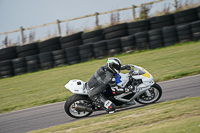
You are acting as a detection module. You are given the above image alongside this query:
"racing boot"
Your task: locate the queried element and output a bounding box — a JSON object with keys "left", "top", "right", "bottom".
{"left": 92, "top": 94, "right": 116, "bottom": 114}
{"left": 104, "top": 100, "right": 116, "bottom": 114}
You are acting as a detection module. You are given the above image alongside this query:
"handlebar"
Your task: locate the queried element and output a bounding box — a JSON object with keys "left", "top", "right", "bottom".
{"left": 128, "top": 65, "right": 136, "bottom": 75}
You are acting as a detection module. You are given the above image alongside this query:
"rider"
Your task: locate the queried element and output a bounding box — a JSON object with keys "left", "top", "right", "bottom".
{"left": 86, "top": 58, "right": 131, "bottom": 114}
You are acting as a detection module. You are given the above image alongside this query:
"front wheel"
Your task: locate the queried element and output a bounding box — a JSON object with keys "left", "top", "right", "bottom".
{"left": 135, "top": 83, "right": 162, "bottom": 104}
{"left": 64, "top": 94, "right": 93, "bottom": 118}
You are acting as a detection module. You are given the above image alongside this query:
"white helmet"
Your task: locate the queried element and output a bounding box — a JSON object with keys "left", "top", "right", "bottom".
{"left": 107, "top": 58, "right": 121, "bottom": 74}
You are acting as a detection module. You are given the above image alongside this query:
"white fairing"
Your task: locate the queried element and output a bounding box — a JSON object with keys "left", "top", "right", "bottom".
{"left": 117, "top": 73, "right": 129, "bottom": 88}
{"left": 65, "top": 65, "right": 154, "bottom": 96}
{"left": 65, "top": 79, "right": 88, "bottom": 95}
{"left": 132, "top": 66, "right": 154, "bottom": 91}
{"left": 117, "top": 66, "right": 154, "bottom": 93}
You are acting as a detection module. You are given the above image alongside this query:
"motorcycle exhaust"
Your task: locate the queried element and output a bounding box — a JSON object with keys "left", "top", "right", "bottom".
{"left": 74, "top": 104, "right": 93, "bottom": 112}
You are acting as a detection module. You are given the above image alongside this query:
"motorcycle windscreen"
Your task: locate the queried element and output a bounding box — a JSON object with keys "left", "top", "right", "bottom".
{"left": 134, "top": 67, "right": 146, "bottom": 75}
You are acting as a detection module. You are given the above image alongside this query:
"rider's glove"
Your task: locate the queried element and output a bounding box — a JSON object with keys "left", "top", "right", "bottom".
{"left": 125, "top": 64, "right": 131, "bottom": 70}
{"left": 121, "top": 64, "right": 131, "bottom": 70}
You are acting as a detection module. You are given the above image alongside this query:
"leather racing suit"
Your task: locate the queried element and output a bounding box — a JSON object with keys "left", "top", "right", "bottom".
{"left": 86, "top": 64, "right": 130, "bottom": 113}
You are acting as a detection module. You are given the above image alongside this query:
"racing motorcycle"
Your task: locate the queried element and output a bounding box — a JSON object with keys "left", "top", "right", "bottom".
{"left": 64, "top": 65, "right": 162, "bottom": 118}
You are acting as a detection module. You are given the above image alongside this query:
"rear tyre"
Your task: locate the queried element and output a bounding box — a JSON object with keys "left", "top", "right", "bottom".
{"left": 64, "top": 94, "right": 93, "bottom": 118}
{"left": 135, "top": 83, "right": 162, "bottom": 104}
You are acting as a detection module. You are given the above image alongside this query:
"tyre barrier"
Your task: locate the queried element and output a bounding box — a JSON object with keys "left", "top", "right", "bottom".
{"left": 53, "top": 49, "right": 66, "bottom": 67}
{"left": 107, "top": 38, "right": 122, "bottom": 56}
{"left": 1, "top": 6, "right": 200, "bottom": 78}
{"left": 148, "top": 29, "right": 163, "bottom": 49}
{"left": 128, "top": 19, "right": 151, "bottom": 35}
{"left": 38, "top": 37, "right": 61, "bottom": 53}
{"left": 79, "top": 43, "right": 94, "bottom": 62}
{"left": 25, "top": 55, "right": 40, "bottom": 72}
{"left": 12, "top": 57, "right": 27, "bottom": 75}
{"left": 198, "top": 13, "right": 200, "bottom": 19}
{"left": 16, "top": 42, "right": 39, "bottom": 57}
{"left": 93, "top": 41, "right": 107, "bottom": 59}
{"left": 176, "top": 23, "right": 192, "bottom": 42}
{"left": 191, "top": 20, "right": 200, "bottom": 41}
{"left": 82, "top": 29, "right": 104, "bottom": 44}
{"left": 65, "top": 46, "right": 80, "bottom": 65}
{"left": 120, "top": 35, "right": 136, "bottom": 53}
{"left": 162, "top": 25, "right": 178, "bottom": 47}
{"left": 150, "top": 14, "right": 174, "bottom": 30}
{"left": 39, "top": 52, "right": 54, "bottom": 70}
{"left": 198, "top": 6, "right": 200, "bottom": 19}
{"left": 0, "top": 60, "right": 13, "bottom": 78}
{"left": 104, "top": 23, "right": 128, "bottom": 40}
{"left": 60, "top": 32, "right": 83, "bottom": 49}
{"left": 0, "top": 46, "right": 17, "bottom": 61}
{"left": 174, "top": 8, "right": 198, "bottom": 25}
{"left": 135, "top": 31, "right": 149, "bottom": 50}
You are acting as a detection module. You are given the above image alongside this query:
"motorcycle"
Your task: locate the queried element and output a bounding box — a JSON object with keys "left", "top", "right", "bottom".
{"left": 64, "top": 65, "right": 162, "bottom": 118}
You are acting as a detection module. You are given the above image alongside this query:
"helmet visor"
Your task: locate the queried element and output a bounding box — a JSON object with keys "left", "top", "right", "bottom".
{"left": 112, "top": 63, "right": 121, "bottom": 74}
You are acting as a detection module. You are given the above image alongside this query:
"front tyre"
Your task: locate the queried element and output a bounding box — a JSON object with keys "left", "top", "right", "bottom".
{"left": 135, "top": 83, "right": 162, "bottom": 104}
{"left": 64, "top": 94, "right": 93, "bottom": 118}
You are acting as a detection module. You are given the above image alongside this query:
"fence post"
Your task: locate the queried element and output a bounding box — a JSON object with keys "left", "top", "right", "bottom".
{"left": 174, "top": 0, "right": 178, "bottom": 10}
{"left": 132, "top": 5, "right": 136, "bottom": 21}
{"left": 57, "top": 19, "right": 61, "bottom": 36}
{"left": 20, "top": 26, "right": 25, "bottom": 45}
{"left": 95, "top": 12, "right": 99, "bottom": 27}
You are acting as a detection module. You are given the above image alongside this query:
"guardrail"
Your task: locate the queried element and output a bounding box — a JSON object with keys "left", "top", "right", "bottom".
{"left": 1, "top": 0, "right": 170, "bottom": 45}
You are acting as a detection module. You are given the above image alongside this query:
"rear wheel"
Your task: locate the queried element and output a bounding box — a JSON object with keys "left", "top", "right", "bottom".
{"left": 64, "top": 94, "right": 93, "bottom": 118}
{"left": 135, "top": 83, "right": 162, "bottom": 104}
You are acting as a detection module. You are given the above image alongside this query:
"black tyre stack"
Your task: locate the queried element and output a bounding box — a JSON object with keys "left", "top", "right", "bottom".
{"left": 0, "top": 46, "right": 18, "bottom": 61}
{"left": 39, "top": 52, "right": 54, "bottom": 70}
{"left": 107, "top": 38, "right": 122, "bottom": 56}
{"left": 120, "top": 35, "right": 136, "bottom": 53}
{"left": 60, "top": 32, "right": 83, "bottom": 49}
{"left": 150, "top": 14, "right": 174, "bottom": 30}
{"left": 135, "top": 31, "right": 149, "bottom": 50}
{"left": 65, "top": 46, "right": 80, "bottom": 65}
{"left": 82, "top": 29, "right": 104, "bottom": 44}
{"left": 12, "top": 57, "right": 27, "bottom": 75}
{"left": 79, "top": 43, "right": 93, "bottom": 62}
{"left": 148, "top": 29, "right": 163, "bottom": 49}
{"left": 0, "top": 60, "right": 13, "bottom": 78}
{"left": 191, "top": 20, "right": 200, "bottom": 41}
{"left": 16, "top": 43, "right": 39, "bottom": 57}
{"left": 162, "top": 26, "right": 178, "bottom": 47}
{"left": 104, "top": 23, "right": 128, "bottom": 40}
{"left": 38, "top": 37, "right": 61, "bottom": 53}
{"left": 174, "top": 8, "right": 198, "bottom": 25}
{"left": 25, "top": 55, "right": 40, "bottom": 72}
{"left": 93, "top": 41, "right": 107, "bottom": 59}
{"left": 52, "top": 50, "right": 66, "bottom": 67}
{"left": 128, "top": 19, "right": 150, "bottom": 35}
{"left": 176, "top": 23, "right": 192, "bottom": 42}
{"left": 198, "top": 6, "right": 200, "bottom": 19}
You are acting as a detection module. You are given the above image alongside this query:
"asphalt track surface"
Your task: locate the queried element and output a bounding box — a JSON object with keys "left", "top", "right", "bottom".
{"left": 0, "top": 75, "right": 200, "bottom": 133}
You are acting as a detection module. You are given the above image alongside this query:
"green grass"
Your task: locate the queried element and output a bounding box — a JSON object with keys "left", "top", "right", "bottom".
{"left": 0, "top": 41, "right": 200, "bottom": 114}
{"left": 29, "top": 96, "right": 200, "bottom": 133}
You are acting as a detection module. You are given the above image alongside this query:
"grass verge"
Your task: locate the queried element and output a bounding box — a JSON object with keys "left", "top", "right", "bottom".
{"left": 29, "top": 96, "right": 200, "bottom": 133}
{"left": 0, "top": 41, "right": 200, "bottom": 114}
